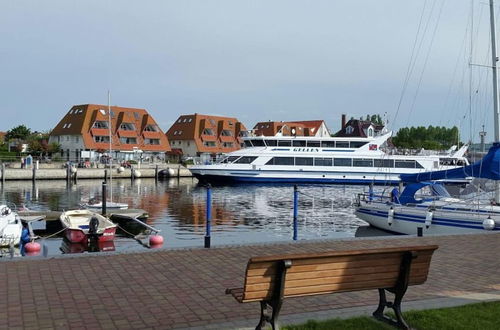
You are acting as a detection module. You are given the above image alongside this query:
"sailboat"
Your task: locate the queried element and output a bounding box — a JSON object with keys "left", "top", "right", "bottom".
{"left": 85, "top": 92, "right": 128, "bottom": 211}
{"left": 354, "top": 0, "right": 500, "bottom": 235}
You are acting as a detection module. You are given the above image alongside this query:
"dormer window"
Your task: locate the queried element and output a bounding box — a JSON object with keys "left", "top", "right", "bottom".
{"left": 120, "top": 123, "right": 135, "bottom": 131}
{"left": 93, "top": 121, "right": 109, "bottom": 129}
{"left": 346, "top": 126, "right": 354, "bottom": 134}
{"left": 144, "top": 124, "right": 158, "bottom": 132}
{"left": 203, "top": 128, "right": 214, "bottom": 136}
{"left": 367, "top": 127, "right": 374, "bottom": 137}
{"left": 221, "top": 130, "right": 233, "bottom": 137}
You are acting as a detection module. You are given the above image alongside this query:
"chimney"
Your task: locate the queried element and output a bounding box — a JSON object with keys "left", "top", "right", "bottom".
{"left": 341, "top": 114, "right": 346, "bottom": 130}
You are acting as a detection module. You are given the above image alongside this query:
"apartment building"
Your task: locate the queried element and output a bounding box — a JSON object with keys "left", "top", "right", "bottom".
{"left": 49, "top": 104, "right": 170, "bottom": 162}
{"left": 165, "top": 113, "right": 247, "bottom": 157}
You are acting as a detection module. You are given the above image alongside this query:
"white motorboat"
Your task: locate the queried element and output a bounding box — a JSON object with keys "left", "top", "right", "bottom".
{"left": 60, "top": 209, "right": 117, "bottom": 243}
{"left": 0, "top": 205, "right": 22, "bottom": 247}
{"left": 84, "top": 200, "right": 129, "bottom": 210}
{"left": 189, "top": 132, "right": 469, "bottom": 185}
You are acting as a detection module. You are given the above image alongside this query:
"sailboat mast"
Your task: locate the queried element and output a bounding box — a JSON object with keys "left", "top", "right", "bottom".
{"left": 489, "top": 0, "right": 500, "bottom": 203}
{"left": 108, "top": 91, "right": 113, "bottom": 203}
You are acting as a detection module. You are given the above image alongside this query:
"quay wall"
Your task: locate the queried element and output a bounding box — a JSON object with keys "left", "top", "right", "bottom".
{"left": 0, "top": 165, "right": 193, "bottom": 180}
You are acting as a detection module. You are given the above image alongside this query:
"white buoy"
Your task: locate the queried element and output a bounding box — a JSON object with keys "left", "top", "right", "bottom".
{"left": 117, "top": 166, "right": 125, "bottom": 173}
{"left": 388, "top": 208, "right": 394, "bottom": 226}
{"left": 483, "top": 218, "right": 496, "bottom": 230}
{"left": 134, "top": 170, "right": 142, "bottom": 178}
{"left": 167, "top": 168, "right": 175, "bottom": 176}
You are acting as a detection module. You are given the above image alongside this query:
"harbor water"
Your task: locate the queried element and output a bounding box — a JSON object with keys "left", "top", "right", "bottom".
{"left": 0, "top": 178, "right": 390, "bottom": 257}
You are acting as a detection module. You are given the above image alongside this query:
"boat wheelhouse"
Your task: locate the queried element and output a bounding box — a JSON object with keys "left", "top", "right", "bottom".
{"left": 189, "top": 132, "right": 469, "bottom": 184}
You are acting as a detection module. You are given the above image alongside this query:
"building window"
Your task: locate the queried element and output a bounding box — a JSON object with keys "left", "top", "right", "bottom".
{"left": 187, "top": 141, "right": 190, "bottom": 146}
{"left": 346, "top": 126, "right": 354, "bottom": 134}
{"left": 93, "top": 121, "right": 109, "bottom": 129}
{"left": 203, "top": 141, "right": 216, "bottom": 147}
{"left": 120, "top": 123, "right": 135, "bottom": 131}
{"left": 223, "top": 142, "right": 234, "bottom": 148}
{"left": 75, "top": 136, "right": 79, "bottom": 143}
{"left": 188, "top": 118, "right": 193, "bottom": 123}
{"left": 144, "top": 124, "right": 158, "bottom": 132}
{"left": 367, "top": 127, "right": 374, "bottom": 137}
{"left": 221, "top": 130, "right": 233, "bottom": 136}
{"left": 120, "top": 137, "right": 137, "bottom": 144}
{"left": 178, "top": 130, "right": 183, "bottom": 135}
{"left": 69, "top": 110, "right": 74, "bottom": 114}
{"left": 209, "top": 119, "right": 216, "bottom": 126}
{"left": 94, "top": 136, "right": 110, "bottom": 143}
{"left": 63, "top": 124, "right": 67, "bottom": 128}
{"left": 145, "top": 138, "right": 160, "bottom": 145}
{"left": 202, "top": 128, "right": 214, "bottom": 136}
{"left": 67, "top": 123, "right": 72, "bottom": 128}
{"left": 133, "top": 112, "right": 140, "bottom": 120}
{"left": 177, "top": 119, "right": 182, "bottom": 123}
{"left": 228, "top": 121, "right": 233, "bottom": 126}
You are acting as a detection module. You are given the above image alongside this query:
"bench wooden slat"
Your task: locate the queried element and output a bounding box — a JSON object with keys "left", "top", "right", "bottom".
{"left": 245, "top": 262, "right": 430, "bottom": 286}
{"left": 248, "top": 245, "right": 438, "bottom": 264}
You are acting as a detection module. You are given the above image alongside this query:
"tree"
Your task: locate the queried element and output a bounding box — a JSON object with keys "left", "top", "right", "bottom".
{"left": 5, "top": 125, "right": 31, "bottom": 141}
{"left": 392, "top": 126, "right": 460, "bottom": 150}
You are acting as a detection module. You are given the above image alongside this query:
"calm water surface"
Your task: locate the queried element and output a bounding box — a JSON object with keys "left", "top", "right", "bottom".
{"left": 0, "top": 178, "right": 389, "bottom": 257}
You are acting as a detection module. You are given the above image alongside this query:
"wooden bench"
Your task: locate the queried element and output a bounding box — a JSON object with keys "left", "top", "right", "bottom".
{"left": 226, "top": 245, "right": 438, "bottom": 330}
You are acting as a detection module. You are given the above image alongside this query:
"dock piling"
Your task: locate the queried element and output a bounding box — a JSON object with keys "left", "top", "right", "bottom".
{"left": 32, "top": 166, "right": 37, "bottom": 182}
{"left": 293, "top": 185, "right": 298, "bottom": 241}
{"left": 205, "top": 184, "right": 212, "bottom": 248}
{"left": 1, "top": 163, "right": 5, "bottom": 184}
{"left": 155, "top": 165, "right": 159, "bottom": 182}
{"left": 104, "top": 169, "right": 108, "bottom": 182}
{"left": 417, "top": 227, "right": 423, "bottom": 237}
{"left": 102, "top": 182, "right": 107, "bottom": 215}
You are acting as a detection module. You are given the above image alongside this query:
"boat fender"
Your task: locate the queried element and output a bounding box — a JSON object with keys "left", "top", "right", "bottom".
{"left": 388, "top": 207, "right": 394, "bottom": 226}
{"left": 425, "top": 210, "right": 434, "bottom": 228}
{"left": 482, "top": 217, "right": 495, "bottom": 230}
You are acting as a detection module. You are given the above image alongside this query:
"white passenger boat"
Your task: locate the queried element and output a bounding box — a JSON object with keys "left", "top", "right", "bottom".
{"left": 0, "top": 205, "right": 22, "bottom": 247}
{"left": 189, "top": 132, "right": 468, "bottom": 184}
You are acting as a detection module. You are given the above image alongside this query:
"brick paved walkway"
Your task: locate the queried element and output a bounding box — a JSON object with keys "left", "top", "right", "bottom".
{"left": 1, "top": 232, "right": 499, "bottom": 329}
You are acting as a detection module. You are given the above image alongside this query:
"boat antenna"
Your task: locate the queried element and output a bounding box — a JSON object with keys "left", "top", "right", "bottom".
{"left": 108, "top": 91, "right": 113, "bottom": 204}
{"left": 489, "top": 0, "right": 500, "bottom": 203}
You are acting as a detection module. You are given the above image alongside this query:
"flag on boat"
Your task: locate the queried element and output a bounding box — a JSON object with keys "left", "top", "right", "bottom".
{"left": 369, "top": 144, "right": 378, "bottom": 150}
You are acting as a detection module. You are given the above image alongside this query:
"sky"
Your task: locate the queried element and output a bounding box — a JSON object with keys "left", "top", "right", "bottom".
{"left": 1, "top": 0, "right": 496, "bottom": 142}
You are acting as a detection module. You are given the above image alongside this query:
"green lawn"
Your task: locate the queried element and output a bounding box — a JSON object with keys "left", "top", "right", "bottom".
{"left": 284, "top": 301, "right": 500, "bottom": 330}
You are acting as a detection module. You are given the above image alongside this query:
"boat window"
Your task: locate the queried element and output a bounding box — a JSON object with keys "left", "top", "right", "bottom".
{"left": 395, "top": 160, "right": 416, "bottom": 168}
{"left": 266, "top": 157, "right": 294, "bottom": 165}
{"left": 350, "top": 141, "right": 367, "bottom": 148}
{"left": 321, "top": 141, "right": 336, "bottom": 148}
{"left": 353, "top": 158, "right": 373, "bottom": 167}
{"left": 244, "top": 140, "right": 253, "bottom": 147}
{"left": 227, "top": 156, "right": 240, "bottom": 163}
{"left": 234, "top": 156, "right": 258, "bottom": 164}
{"left": 252, "top": 139, "right": 265, "bottom": 147}
{"left": 278, "top": 140, "right": 292, "bottom": 146}
{"left": 218, "top": 157, "right": 229, "bottom": 164}
{"left": 416, "top": 161, "right": 424, "bottom": 168}
{"left": 295, "top": 157, "right": 313, "bottom": 166}
{"left": 306, "top": 141, "right": 321, "bottom": 147}
{"left": 374, "top": 159, "right": 394, "bottom": 168}
{"left": 265, "top": 140, "right": 277, "bottom": 146}
{"left": 334, "top": 158, "right": 352, "bottom": 166}
{"left": 336, "top": 141, "right": 350, "bottom": 148}
{"left": 314, "top": 158, "right": 333, "bottom": 166}
{"left": 292, "top": 140, "right": 306, "bottom": 147}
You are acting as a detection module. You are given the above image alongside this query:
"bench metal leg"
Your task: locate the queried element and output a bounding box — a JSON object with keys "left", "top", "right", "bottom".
{"left": 256, "top": 300, "right": 282, "bottom": 330}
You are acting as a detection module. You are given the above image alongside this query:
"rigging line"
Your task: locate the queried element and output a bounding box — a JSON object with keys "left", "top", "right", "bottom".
{"left": 391, "top": 0, "right": 430, "bottom": 129}
{"left": 439, "top": 13, "right": 471, "bottom": 126}
{"left": 470, "top": 0, "right": 474, "bottom": 144}
{"left": 406, "top": 0, "right": 446, "bottom": 127}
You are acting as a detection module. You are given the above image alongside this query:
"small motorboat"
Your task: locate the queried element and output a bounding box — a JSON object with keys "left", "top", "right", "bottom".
{"left": 60, "top": 209, "right": 117, "bottom": 243}
{"left": 84, "top": 200, "right": 129, "bottom": 210}
{"left": 0, "top": 205, "right": 22, "bottom": 247}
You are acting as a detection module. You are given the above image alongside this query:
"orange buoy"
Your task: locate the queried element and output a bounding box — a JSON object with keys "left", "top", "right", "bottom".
{"left": 149, "top": 235, "right": 164, "bottom": 246}
{"left": 25, "top": 242, "right": 41, "bottom": 254}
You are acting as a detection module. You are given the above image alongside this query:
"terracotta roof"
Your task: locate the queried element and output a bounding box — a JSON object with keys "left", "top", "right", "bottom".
{"left": 166, "top": 113, "right": 246, "bottom": 154}
{"left": 50, "top": 104, "right": 171, "bottom": 152}
{"left": 253, "top": 120, "right": 327, "bottom": 136}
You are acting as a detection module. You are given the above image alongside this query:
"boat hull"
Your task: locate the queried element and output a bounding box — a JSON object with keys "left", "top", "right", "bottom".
{"left": 64, "top": 226, "right": 116, "bottom": 244}
{"left": 355, "top": 203, "right": 500, "bottom": 235}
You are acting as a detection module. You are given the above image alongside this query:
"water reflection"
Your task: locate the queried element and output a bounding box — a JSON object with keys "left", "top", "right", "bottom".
{"left": 0, "top": 178, "right": 377, "bottom": 256}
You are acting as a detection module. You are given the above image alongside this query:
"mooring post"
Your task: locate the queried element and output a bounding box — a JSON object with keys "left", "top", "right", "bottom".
{"left": 73, "top": 169, "right": 77, "bottom": 183}
{"left": 32, "top": 165, "right": 36, "bottom": 182}
{"left": 66, "top": 163, "right": 71, "bottom": 183}
{"left": 131, "top": 166, "right": 135, "bottom": 181}
{"left": 102, "top": 182, "right": 107, "bottom": 216}
{"left": 1, "top": 163, "right": 5, "bottom": 184}
{"left": 293, "top": 185, "right": 298, "bottom": 241}
{"left": 417, "top": 227, "right": 423, "bottom": 237}
{"left": 104, "top": 169, "right": 108, "bottom": 183}
{"left": 155, "top": 164, "right": 159, "bottom": 182}
{"left": 177, "top": 164, "right": 181, "bottom": 178}
{"left": 205, "top": 184, "right": 212, "bottom": 248}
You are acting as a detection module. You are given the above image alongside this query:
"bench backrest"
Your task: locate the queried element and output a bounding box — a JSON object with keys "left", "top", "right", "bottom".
{"left": 241, "top": 245, "right": 438, "bottom": 302}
